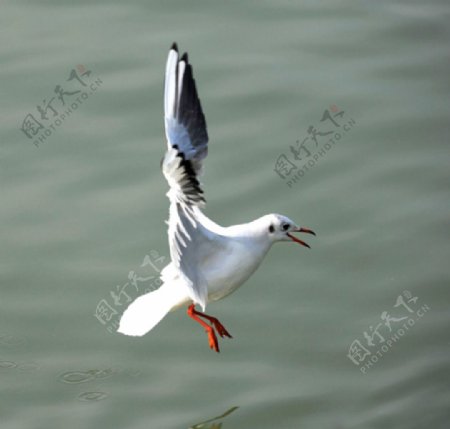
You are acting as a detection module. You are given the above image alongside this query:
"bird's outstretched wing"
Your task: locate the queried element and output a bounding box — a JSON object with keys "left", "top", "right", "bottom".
{"left": 162, "top": 43, "right": 212, "bottom": 309}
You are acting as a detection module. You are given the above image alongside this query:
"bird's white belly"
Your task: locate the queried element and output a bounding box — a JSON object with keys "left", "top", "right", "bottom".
{"left": 202, "top": 242, "right": 267, "bottom": 303}
{"left": 161, "top": 235, "right": 270, "bottom": 308}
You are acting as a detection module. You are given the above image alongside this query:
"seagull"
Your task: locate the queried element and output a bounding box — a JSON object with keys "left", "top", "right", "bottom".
{"left": 117, "top": 43, "right": 316, "bottom": 352}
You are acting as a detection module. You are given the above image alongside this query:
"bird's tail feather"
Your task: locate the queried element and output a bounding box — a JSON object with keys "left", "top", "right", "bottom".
{"left": 117, "top": 285, "right": 181, "bottom": 337}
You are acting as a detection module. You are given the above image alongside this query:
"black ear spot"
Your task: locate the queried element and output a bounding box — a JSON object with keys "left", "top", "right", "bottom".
{"left": 269, "top": 225, "right": 275, "bottom": 233}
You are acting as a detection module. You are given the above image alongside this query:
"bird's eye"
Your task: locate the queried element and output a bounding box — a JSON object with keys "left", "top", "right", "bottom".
{"left": 282, "top": 223, "right": 289, "bottom": 231}
{"left": 269, "top": 225, "right": 275, "bottom": 233}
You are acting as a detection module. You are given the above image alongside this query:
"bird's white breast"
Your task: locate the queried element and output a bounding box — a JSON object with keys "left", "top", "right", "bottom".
{"left": 202, "top": 238, "right": 270, "bottom": 302}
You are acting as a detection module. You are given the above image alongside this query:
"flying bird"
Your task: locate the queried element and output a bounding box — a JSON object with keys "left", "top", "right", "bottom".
{"left": 117, "top": 43, "right": 315, "bottom": 352}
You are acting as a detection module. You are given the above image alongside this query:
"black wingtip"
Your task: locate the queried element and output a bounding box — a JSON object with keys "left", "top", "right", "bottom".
{"left": 181, "top": 52, "right": 189, "bottom": 63}
{"left": 171, "top": 42, "right": 178, "bottom": 52}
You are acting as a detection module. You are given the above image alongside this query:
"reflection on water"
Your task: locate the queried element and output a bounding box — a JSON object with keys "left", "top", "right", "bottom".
{"left": 77, "top": 391, "right": 108, "bottom": 402}
{"left": 56, "top": 366, "right": 143, "bottom": 403}
{"left": 0, "top": 333, "right": 26, "bottom": 347}
{"left": 189, "top": 406, "right": 239, "bottom": 429}
{"left": 57, "top": 367, "right": 119, "bottom": 403}
{"left": 59, "top": 368, "right": 115, "bottom": 384}
{"left": 0, "top": 359, "right": 40, "bottom": 371}
{"left": 0, "top": 360, "right": 18, "bottom": 369}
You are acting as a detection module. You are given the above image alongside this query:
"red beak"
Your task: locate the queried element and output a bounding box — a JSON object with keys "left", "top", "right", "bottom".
{"left": 286, "top": 227, "right": 316, "bottom": 249}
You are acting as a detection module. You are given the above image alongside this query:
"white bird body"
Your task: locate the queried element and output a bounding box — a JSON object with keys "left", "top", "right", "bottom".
{"left": 171, "top": 210, "right": 273, "bottom": 304}
{"left": 117, "top": 43, "right": 315, "bottom": 351}
{"left": 156, "top": 211, "right": 274, "bottom": 308}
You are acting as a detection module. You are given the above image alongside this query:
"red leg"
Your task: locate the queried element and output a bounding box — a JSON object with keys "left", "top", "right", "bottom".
{"left": 193, "top": 309, "right": 232, "bottom": 339}
{"left": 187, "top": 305, "right": 233, "bottom": 352}
{"left": 187, "top": 304, "right": 220, "bottom": 352}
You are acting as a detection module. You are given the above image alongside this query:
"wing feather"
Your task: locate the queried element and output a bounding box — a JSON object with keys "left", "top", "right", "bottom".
{"left": 161, "top": 43, "right": 211, "bottom": 309}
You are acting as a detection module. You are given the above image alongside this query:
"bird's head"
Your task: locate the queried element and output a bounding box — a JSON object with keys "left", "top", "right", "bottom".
{"left": 262, "top": 214, "right": 316, "bottom": 248}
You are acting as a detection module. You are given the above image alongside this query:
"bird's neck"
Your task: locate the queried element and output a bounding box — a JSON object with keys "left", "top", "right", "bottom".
{"left": 194, "top": 208, "right": 273, "bottom": 250}
{"left": 225, "top": 220, "right": 273, "bottom": 250}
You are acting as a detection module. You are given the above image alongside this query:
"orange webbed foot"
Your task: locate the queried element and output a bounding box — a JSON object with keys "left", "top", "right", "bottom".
{"left": 209, "top": 317, "right": 232, "bottom": 339}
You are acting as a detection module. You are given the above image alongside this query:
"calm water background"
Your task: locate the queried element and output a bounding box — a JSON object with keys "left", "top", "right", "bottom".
{"left": 1, "top": 1, "right": 449, "bottom": 428}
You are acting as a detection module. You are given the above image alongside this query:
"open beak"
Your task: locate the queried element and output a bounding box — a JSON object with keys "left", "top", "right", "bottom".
{"left": 286, "top": 227, "right": 316, "bottom": 249}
